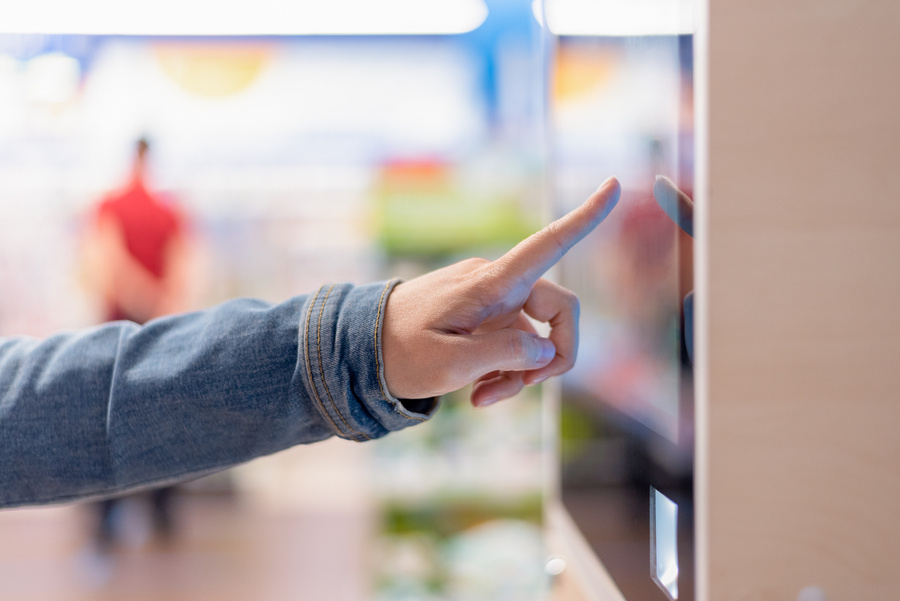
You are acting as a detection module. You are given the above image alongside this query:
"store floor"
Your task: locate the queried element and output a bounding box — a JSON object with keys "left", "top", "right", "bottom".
{"left": 0, "top": 493, "right": 372, "bottom": 601}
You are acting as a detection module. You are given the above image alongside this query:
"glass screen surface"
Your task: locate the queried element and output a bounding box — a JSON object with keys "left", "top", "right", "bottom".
{"left": 553, "top": 29, "right": 695, "bottom": 601}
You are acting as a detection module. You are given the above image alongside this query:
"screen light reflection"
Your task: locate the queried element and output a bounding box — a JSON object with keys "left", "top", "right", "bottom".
{"left": 651, "top": 487, "right": 679, "bottom": 600}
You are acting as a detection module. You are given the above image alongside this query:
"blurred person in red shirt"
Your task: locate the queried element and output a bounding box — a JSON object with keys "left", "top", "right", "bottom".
{"left": 81, "top": 137, "right": 189, "bottom": 324}
{"left": 79, "top": 136, "right": 191, "bottom": 550}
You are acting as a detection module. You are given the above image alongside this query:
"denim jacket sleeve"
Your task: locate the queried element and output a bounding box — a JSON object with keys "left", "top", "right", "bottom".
{"left": 0, "top": 280, "right": 438, "bottom": 509}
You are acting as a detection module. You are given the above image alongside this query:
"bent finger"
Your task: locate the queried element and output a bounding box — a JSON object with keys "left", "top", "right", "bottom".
{"left": 472, "top": 370, "right": 526, "bottom": 407}
{"left": 520, "top": 278, "right": 580, "bottom": 385}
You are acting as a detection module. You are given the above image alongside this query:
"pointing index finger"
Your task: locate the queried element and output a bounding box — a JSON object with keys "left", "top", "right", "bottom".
{"left": 495, "top": 177, "right": 620, "bottom": 285}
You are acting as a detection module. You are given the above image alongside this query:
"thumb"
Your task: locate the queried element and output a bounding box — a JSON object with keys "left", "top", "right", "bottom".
{"left": 460, "top": 329, "right": 557, "bottom": 378}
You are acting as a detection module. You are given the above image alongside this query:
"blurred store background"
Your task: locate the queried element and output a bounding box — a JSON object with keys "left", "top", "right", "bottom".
{"left": 0, "top": 0, "right": 692, "bottom": 599}
{"left": 0, "top": 2, "right": 550, "bottom": 600}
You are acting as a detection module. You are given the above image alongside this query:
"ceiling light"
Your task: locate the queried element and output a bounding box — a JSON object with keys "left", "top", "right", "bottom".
{"left": 0, "top": 0, "right": 489, "bottom": 36}
{"left": 536, "top": 0, "right": 693, "bottom": 36}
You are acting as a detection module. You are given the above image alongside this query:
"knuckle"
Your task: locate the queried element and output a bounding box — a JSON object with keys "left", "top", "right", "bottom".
{"left": 552, "top": 284, "right": 578, "bottom": 313}
{"left": 449, "top": 258, "right": 489, "bottom": 285}
{"left": 508, "top": 332, "right": 530, "bottom": 365}
{"left": 469, "top": 264, "right": 508, "bottom": 310}
{"left": 461, "top": 259, "right": 493, "bottom": 289}
{"left": 460, "top": 257, "right": 490, "bottom": 270}
{"left": 567, "top": 290, "right": 580, "bottom": 313}
{"left": 544, "top": 220, "right": 568, "bottom": 255}
{"left": 556, "top": 346, "right": 577, "bottom": 372}
{"left": 547, "top": 286, "right": 579, "bottom": 322}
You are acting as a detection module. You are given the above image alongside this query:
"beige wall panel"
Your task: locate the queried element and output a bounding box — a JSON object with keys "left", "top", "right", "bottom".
{"left": 705, "top": 0, "right": 900, "bottom": 598}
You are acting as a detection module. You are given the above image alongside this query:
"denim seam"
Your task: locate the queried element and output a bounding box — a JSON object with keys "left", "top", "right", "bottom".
{"left": 316, "top": 284, "right": 368, "bottom": 442}
{"left": 303, "top": 285, "right": 346, "bottom": 438}
{"left": 374, "top": 279, "right": 427, "bottom": 422}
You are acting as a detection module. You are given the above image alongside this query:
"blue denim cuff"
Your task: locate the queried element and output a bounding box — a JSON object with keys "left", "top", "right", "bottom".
{"left": 299, "top": 280, "right": 439, "bottom": 442}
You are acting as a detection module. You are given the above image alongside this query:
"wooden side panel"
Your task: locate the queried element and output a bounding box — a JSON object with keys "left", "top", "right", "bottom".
{"left": 702, "top": 0, "right": 900, "bottom": 597}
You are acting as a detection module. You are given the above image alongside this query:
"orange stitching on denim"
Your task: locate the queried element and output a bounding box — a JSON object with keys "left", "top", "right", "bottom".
{"left": 375, "top": 279, "right": 427, "bottom": 422}
{"left": 317, "top": 284, "right": 368, "bottom": 441}
{"left": 304, "top": 285, "right": 344, "bottom": 438}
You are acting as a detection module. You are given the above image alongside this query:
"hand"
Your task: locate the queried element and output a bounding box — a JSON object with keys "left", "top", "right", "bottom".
{"left": 382, "top": 177, "right": 621, "bottom": 407}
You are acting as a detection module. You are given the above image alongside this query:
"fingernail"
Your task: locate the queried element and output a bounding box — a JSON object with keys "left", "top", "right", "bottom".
{"left": 596, "top": 176, "right": 617, "bottom": 191}
{"left": 476, "top": 396, "right": 500, "bottom": 408}
{"left": 595, "top": 177, "right": 621, "bottom": 220}
{"left": 532, "top": 374, "right": 549, "bottom": 385}
{"left": 538, "top": 339, "right": 556, "bottom": 364}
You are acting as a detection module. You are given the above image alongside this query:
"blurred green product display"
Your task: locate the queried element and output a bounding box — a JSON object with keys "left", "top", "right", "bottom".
{"left": 374, "top": 160, "right": 540, "bottom": 258}
{"left": 374, "top": 498, "right": 547, "bottom": 601}
{"left": 381, "top": 496, "right": 543, "bottom": 539}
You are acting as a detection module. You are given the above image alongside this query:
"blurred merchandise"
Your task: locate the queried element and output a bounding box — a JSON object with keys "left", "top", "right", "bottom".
{"left": 373, "top": 498, "right": 547, "bottom": 601}
{"left": 370, "top": 386, "right": 548, "bottom": 600}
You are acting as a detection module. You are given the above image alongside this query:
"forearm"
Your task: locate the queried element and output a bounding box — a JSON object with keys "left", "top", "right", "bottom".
{"left": 0, "top": 281, "right": 436, "bottom": 509}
